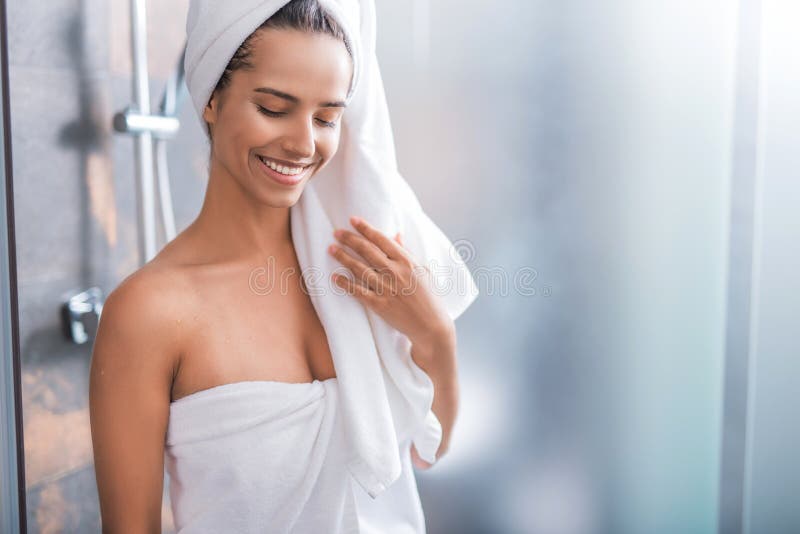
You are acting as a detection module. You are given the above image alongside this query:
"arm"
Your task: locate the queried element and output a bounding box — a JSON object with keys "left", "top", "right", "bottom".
{"left": 89, "top": 272, "right": 180, "bottom": 533}
{"left": 410, "top": 321, "right": 459, "bottom": 465}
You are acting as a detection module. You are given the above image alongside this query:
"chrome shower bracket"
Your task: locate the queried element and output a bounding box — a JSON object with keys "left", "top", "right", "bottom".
{"left": 60, "top": 287, "right": 104, "bottom": 345}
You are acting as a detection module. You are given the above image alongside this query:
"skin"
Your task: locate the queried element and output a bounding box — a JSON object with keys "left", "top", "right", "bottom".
{"left": 89, "top": 27, "right": 457, "bottom": 532}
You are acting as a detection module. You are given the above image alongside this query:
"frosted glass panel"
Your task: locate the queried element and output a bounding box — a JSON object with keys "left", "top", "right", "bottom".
{"left": 743, "top": 1, "right": 800, "bottom": 532}
{"left": 374, "top": 1, "right": 738, "bottom": 532}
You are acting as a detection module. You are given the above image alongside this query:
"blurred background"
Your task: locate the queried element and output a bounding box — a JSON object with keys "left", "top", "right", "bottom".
{"left": 0, "top": 0, "right": 798, "bottom": 532}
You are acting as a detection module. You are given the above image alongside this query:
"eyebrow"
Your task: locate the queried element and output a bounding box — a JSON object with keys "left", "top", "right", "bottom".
{"left": 253, "top": 87, "right": 347, "bottom": 108}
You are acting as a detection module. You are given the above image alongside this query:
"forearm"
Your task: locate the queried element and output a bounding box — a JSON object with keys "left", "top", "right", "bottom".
{"left": 410, "top": 324, "right": 460, "bottom": 459}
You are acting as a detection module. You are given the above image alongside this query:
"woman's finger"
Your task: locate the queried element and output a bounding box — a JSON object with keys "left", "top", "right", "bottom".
{"left": 329, "top": 244, "right": 386, "bottom": 293}
{"left": 335, "top": 229, "right": 391, "bottom": 271}
{"left": 350, "top": 216, "right": 414, "bottom": 263}
{"left": 410, "top": 443, "right": 432, "bottom": 470}
{"left": 332, "top": 272, "right": 381, "bottom": 307}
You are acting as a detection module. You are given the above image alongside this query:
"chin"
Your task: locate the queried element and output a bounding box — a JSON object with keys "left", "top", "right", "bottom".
{"left": 261, "top": 177, "right": 313, "bottom": 206}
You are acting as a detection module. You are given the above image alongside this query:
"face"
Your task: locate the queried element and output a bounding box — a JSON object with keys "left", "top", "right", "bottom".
{"left": 203, "top": 28, "right": 353, "bottom": 206}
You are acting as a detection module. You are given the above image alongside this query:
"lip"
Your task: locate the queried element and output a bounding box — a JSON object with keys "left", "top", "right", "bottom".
{"left": 255, "top": 155, "right": 313, "bottom": 186}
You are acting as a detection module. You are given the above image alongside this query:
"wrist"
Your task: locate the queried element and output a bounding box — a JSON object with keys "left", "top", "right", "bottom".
{"left": 410, "top": 320, "right": 455, "bottom": 365}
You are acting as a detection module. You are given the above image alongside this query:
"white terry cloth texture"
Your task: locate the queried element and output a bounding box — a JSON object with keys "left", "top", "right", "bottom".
{"left": 165, "top": 378, "right": 427, "bottom": 533}
{"left": 184, "top": 0, "right": 479, "bottom": 500}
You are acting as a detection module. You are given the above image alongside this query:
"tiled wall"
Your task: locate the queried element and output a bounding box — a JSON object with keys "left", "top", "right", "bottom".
{"left": 7, "top": 0, "right": 200, "bottom": 531}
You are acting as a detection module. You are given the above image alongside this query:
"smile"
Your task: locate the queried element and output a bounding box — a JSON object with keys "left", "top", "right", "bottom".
{"left": 256, "top": 155, "right": 313, "bottom": 186}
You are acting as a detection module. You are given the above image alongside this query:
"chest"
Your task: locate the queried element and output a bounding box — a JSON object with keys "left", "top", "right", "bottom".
{"left": 170, "top": 265, "right": 336, "bottom": 402}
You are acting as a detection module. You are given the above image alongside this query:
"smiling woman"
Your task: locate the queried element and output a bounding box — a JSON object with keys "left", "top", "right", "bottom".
{"left": 88, "top": 0, "right": 474, "bottom": 533}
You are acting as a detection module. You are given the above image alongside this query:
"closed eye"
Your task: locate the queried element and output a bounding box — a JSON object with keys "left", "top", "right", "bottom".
{"left": 316, "top": 118, "right": 338, "bottom": 128}
{"left": 256, "top": 105, "right": 285, "bottom": 118}
{"left": 256, "top": 105, "right": 338, "bottom": 128}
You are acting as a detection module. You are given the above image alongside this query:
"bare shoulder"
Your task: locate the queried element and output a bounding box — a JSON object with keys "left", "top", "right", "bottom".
{"left": 98, "top": 261, "right": 190, "bottom": 367}
{"left": 94, "top": 224, "right": 220, "bottom": 378}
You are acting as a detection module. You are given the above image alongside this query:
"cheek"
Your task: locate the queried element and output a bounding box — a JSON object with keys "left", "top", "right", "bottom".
{"left": 218, "top": 107, "right": 261, "bottom": 147}
{"left": 316, "top": 130, "right": 342, "bottom": 163}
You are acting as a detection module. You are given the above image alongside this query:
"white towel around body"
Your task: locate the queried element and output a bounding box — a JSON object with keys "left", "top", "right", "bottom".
{"left": 165, "top": 377, "right": 427, "bottom": 534}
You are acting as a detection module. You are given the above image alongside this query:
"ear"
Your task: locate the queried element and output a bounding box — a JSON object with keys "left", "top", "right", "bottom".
{"left": 203, "top": 92, "right": 219, "bottom": 126}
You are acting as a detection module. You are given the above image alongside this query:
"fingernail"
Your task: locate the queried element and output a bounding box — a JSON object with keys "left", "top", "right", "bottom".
{"left": 350, "top": 215, "right": 362, "bottom": 226}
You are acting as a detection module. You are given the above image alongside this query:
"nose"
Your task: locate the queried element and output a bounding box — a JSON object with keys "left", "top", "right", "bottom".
{"left": 280, "top": 115, "right": 315, "bottom": 160}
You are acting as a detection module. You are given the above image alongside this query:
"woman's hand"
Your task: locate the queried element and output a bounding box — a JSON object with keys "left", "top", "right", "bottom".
{"left": 328, "top": 215, "right": 460, "bottom": 469}
{"left": 328, "top": 215, "right": 455, "bottom": 356}
{"left": 410, "top": 443, "right": 434, "bottom": 470}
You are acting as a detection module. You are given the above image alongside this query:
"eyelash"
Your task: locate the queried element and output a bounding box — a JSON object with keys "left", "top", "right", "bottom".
{"left": 256, "top": 105, "right": 337, "bottom": 128}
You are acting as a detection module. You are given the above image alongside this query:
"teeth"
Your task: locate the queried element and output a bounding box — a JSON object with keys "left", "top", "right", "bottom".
{"left": 259, "top": 156, "right": 305, "bottom": 176}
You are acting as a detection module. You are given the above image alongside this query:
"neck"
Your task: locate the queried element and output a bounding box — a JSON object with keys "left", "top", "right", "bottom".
{"left": 190, "top": 157, "right": 294, "bottom": 265}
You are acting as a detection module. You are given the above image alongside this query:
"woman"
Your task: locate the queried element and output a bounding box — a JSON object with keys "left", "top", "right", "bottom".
{"left": 90, "top": 0, "right": 467, "bottom": 532}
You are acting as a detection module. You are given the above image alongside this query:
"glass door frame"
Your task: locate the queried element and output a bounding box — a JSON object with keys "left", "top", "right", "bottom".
{"left": 0, "top": 0, "right": 26, "bottom": 531}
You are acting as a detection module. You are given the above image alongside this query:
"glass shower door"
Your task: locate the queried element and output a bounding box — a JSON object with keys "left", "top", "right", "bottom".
{"left": 1, "top": 0, "right": 24, "bottom": 530}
